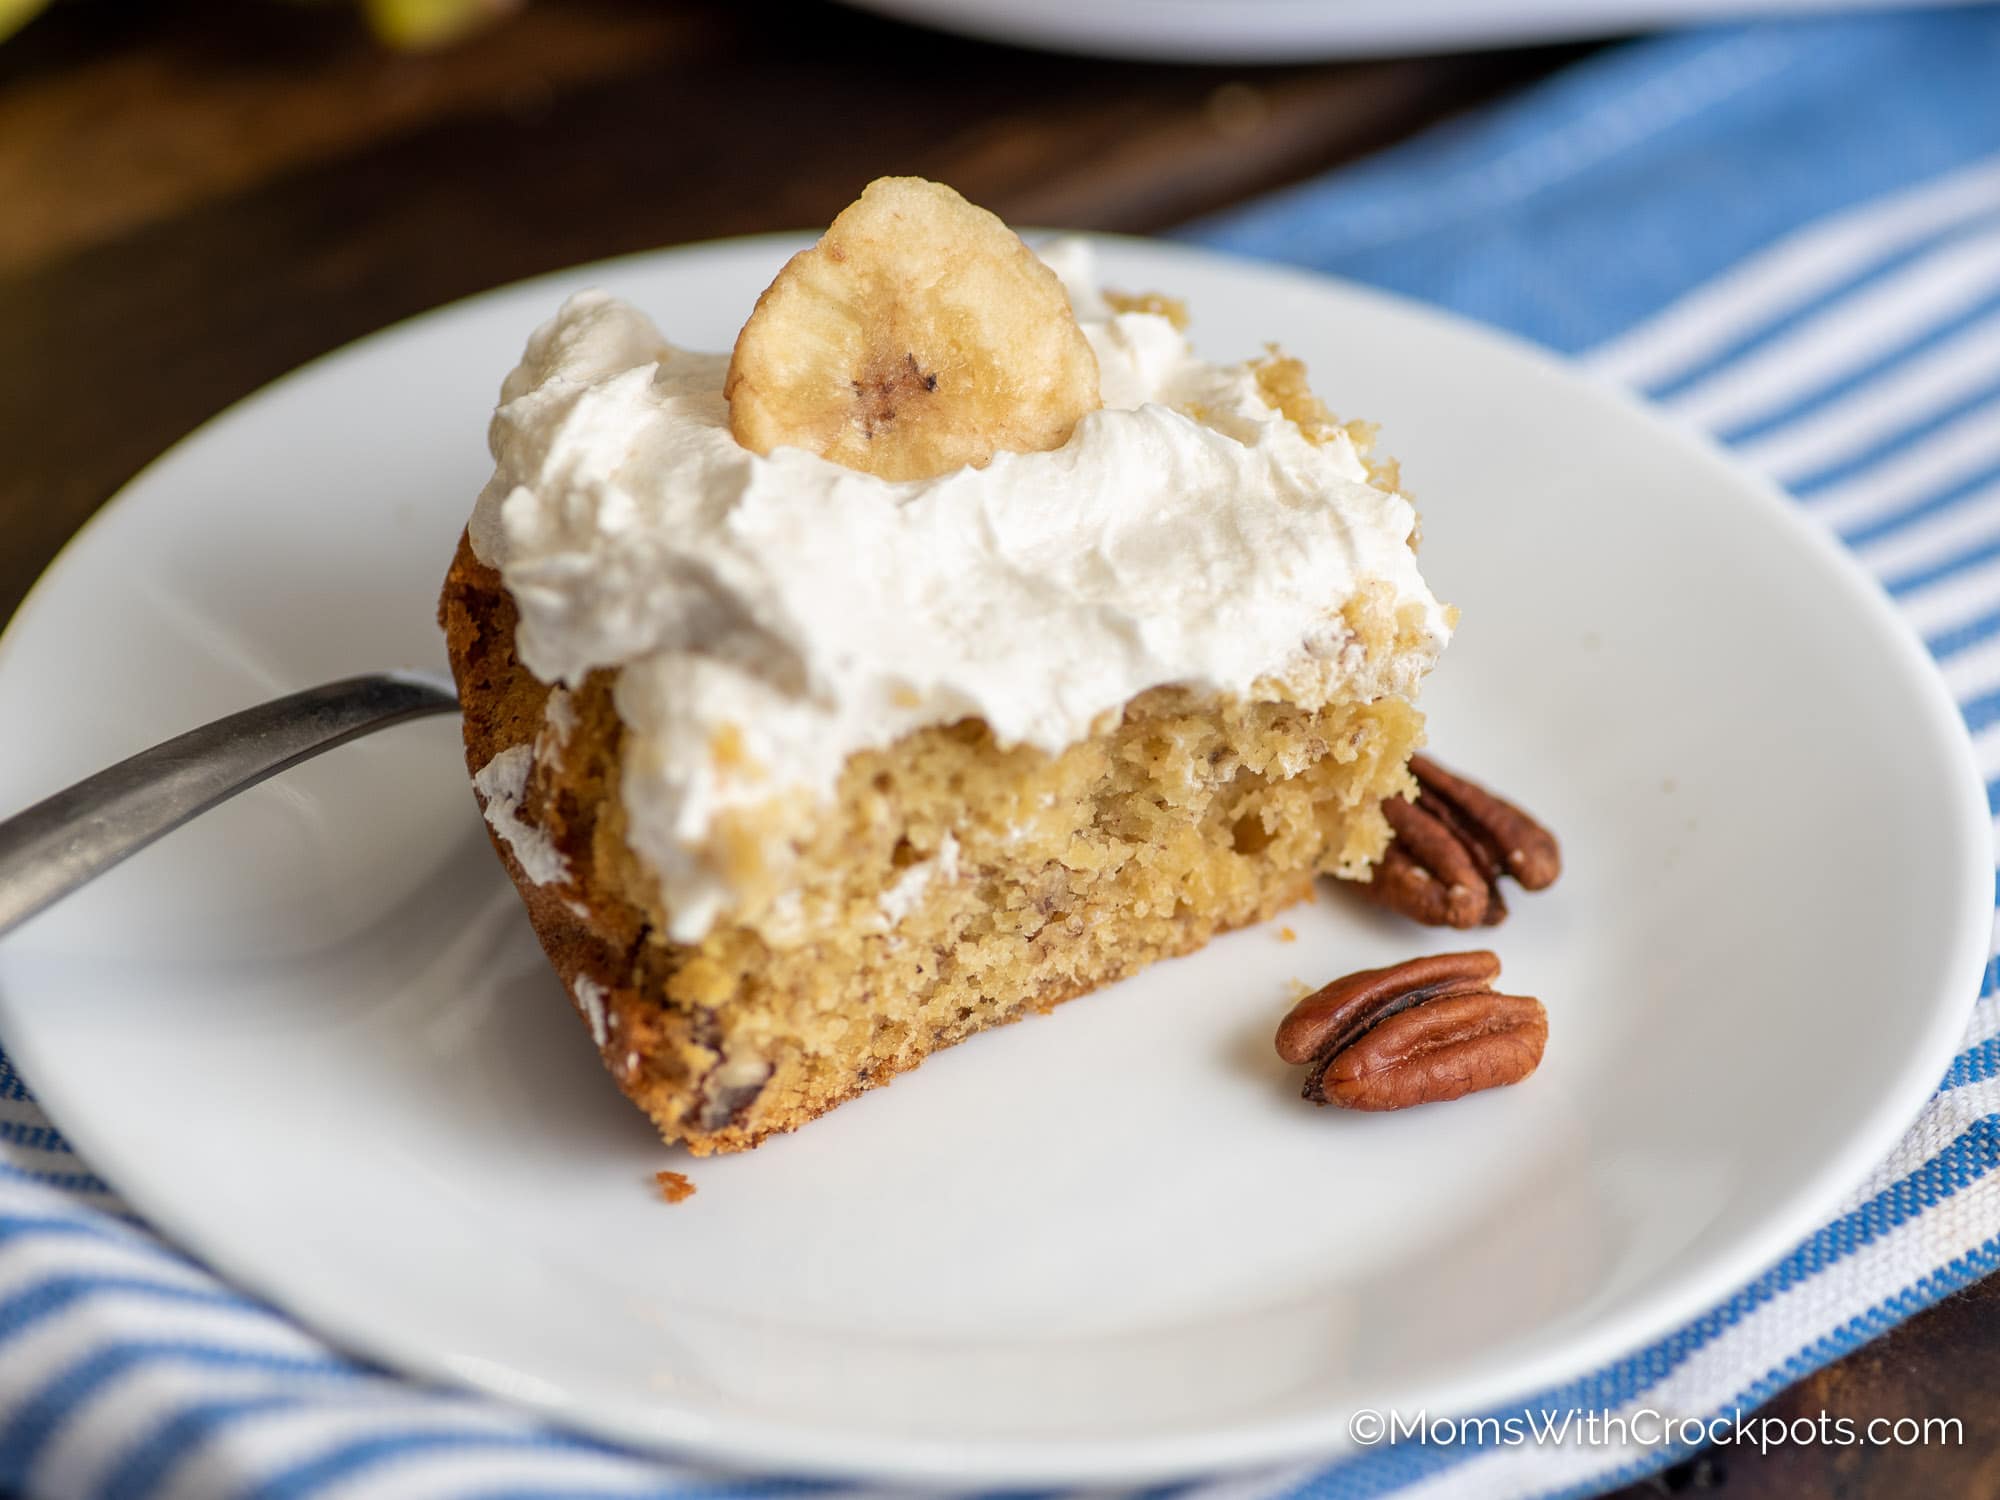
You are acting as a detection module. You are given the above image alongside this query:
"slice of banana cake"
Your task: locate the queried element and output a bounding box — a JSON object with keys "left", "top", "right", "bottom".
{"left": 440, "top": 177, "right": 1453, "bottom": 1154}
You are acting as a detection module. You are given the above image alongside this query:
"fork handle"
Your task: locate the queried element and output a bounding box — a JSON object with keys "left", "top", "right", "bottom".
{"left": 0, "top": 674, "right": 460, "bottom": 941}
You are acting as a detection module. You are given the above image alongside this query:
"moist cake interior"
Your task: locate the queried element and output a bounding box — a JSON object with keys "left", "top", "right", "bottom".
{"left": 443, "top": 535, "right": 1430, "bottom": 1154}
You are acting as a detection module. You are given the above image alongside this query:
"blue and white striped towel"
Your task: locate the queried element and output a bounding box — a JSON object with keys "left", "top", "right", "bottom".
{"left": 5, "top": 8, "right": 2000, "bottom": 1496}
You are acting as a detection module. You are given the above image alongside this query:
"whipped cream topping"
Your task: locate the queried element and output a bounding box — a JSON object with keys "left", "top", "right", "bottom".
{"left": 875, "top": 832, "right": 961, "bottom": 932}
{"left": 572, "top": 974, "right": 611, "bottom": 1049}
{"left": 471, "top": 745, "right": 571, "bottom": 887}
{"left": 539, "top": 687, "right": 577, "bottom": 748}
{"left": 469, "top": 240, "right": 1450, "bottom": 941}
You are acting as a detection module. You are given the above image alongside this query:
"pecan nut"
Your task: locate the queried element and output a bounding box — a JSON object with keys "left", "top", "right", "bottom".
{"left": 1410, "top": 755, "right": 1562, "bottom": 890}
{"left": 1378, "top": 798, "right": 1497, "bottom": 927}
{"left": 1275, "top": 950, "right": 1547, "bottom": 1111}
{"left": 1368, "top": 755, "right": 1562, "bottom": 929}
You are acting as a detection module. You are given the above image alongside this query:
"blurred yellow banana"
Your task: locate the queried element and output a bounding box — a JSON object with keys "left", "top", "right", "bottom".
{"left": 0, "top": 0, "right": 50, "bottom": 43}
{"left": 360, "top": 0, "right": 516, "bottom": 50}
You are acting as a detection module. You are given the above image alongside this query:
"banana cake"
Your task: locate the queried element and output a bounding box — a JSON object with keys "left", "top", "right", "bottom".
{"left": 440, "top": 178, "right": 1454, "bottom": 1154}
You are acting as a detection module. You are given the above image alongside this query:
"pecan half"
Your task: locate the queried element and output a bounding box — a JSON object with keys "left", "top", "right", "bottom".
{"left": 1410, "top": 755, "right": 1562, "bottom": 891}
{"left": 1276, "top": 950, "right": 1547, "bottom": 1111}
{"left": 1378, "top": 799, "right": 1498, "bottom": 928}
{"left": 1368, "top": 755, "right": 1561, "bottom": 928}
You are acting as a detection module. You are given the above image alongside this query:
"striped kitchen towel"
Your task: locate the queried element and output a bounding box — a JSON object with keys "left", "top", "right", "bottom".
{"left": 4, "top": 7, "right": 2000, "bottom": 1497}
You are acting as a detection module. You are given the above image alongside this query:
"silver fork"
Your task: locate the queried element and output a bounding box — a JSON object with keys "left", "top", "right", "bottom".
{"left": 0, "top": 674, "right": 460, "bottom": 939}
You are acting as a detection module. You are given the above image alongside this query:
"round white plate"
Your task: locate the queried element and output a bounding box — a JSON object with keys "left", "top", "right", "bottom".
{"left": 835, "top": 0, "right": 1962, "bottom": 63}
{"left": 0, "top": 235, "right": 1987, "bottom": 1485}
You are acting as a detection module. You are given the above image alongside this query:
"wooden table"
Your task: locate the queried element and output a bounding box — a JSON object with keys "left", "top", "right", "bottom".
{"left": 1, "top": 3, "right": 1992, "bottom": 1493}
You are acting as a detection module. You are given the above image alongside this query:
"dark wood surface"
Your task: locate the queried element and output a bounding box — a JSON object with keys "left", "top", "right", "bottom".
{"left": 2, "top": 2, "right": 1993, "bottom": 1494}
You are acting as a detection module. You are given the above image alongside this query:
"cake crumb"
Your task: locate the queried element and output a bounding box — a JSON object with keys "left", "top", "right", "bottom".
{"left": 1277, "top": 926, "right": 1297, "bottom": 943}
{"left": 655, "top": 1170, "right": 696, "bottom": 1204}
{"left": 709, "top": 723, "right": 759, "bottom": 776}
{"left": 1105, "top": 288, "right": 1190, "bottom": 331}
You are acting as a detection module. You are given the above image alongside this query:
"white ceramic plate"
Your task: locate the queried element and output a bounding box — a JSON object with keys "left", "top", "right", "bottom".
{"left": 0, "top": 236, "right": 1987, "bottom": 1485}
{"left": 835, "top": 0, "right": 1969, "bottom": 63}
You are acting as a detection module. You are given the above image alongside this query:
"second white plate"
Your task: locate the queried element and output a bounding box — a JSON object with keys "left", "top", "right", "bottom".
{"left": 835, "top": 0, "right": 1970, "bottom": 62}
{"left": 0, "top": 235, "right": 1987, "bottom": 1484}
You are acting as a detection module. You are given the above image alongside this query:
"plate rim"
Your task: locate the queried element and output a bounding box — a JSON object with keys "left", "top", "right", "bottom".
{"left": 829, "top": 0, "right": 1950, "bottom": 63}
{"left": 0, "top": 232, "right": 1990, "bottom": 1485}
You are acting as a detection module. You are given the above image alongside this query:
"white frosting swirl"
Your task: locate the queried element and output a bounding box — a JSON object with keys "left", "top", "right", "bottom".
{"left": 469, "top": 241, "right": 1451, "bottom": 940}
